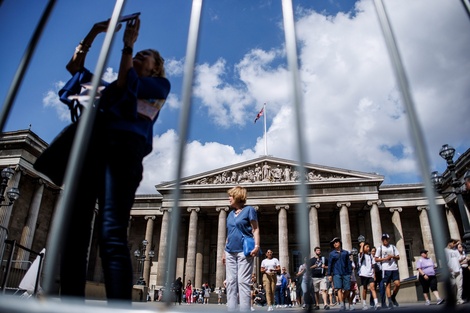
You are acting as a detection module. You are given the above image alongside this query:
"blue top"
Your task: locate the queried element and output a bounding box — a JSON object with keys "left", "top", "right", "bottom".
{"left": 225, "top": 206, "right": 258, "bottom": 253}
{"left": 327, "top": 249, "right": 352, "bottom": 276}
{"left": 58, "top": 67, "right": 171, "bottom": 156}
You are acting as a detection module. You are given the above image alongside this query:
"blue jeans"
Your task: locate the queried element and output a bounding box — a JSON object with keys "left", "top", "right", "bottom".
{"left": 275, "top": 285, "right": 284, "bottom": 305}
{"left": 60, "top": 130, "right": 145, "bottom": 302}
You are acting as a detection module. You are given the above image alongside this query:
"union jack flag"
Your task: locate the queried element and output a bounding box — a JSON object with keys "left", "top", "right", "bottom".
{"left": 254, "top": 107, "right": 264, "bottom": 123}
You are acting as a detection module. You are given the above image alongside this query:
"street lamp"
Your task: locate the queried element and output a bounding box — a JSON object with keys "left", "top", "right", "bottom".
{"left": 432, "top": 144, "right": 470, "bottom": 255}
{"left": 0, "top": 168, "right": 20, "bottom": 207}
{"left": 134, "top": 239, "right": 155, "bottom": 285}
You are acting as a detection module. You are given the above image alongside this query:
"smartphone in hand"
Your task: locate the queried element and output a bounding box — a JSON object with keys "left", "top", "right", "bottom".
{"left": 118, "top": 12, "right": 141, "bottom": 23}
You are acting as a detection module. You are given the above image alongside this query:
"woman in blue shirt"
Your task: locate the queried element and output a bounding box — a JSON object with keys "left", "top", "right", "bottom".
{"left": 57, "top": 16, "right": 170, "bottom": 303}
{"left": 222, "top": 186, "right": 260, "bottom": 311}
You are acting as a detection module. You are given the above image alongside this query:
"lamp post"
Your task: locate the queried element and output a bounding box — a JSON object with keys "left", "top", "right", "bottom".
{"left": 0, "top": 167, "right": 20, "bottom": 207}
{"left": 134, "top": 239, "right": 155, "bottom": 286}
{"left": 432, "top": 144, "right": 470, "bottom": 255}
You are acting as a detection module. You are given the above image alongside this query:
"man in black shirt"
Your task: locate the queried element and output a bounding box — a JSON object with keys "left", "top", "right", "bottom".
{"left": 310, "top": 247, "right": 330, "bottom": 310}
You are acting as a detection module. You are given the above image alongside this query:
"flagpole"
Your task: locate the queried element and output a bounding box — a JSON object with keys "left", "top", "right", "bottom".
{"left": 263, "top": 102, "right": 267, "bottom": 156}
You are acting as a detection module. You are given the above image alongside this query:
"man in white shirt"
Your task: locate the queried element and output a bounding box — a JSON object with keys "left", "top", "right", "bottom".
{"left": 445, "top": 239, "right": 464, "bottom": 304}
{"left": 375, "top": 234, "right": 400, "bottom": 309}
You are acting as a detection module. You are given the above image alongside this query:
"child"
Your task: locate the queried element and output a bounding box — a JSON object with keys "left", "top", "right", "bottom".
{"left": 358, "top": 242, "right": 379, "bottom": 310}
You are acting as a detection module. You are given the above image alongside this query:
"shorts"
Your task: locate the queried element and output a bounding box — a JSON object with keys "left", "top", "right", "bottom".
{"left": 332, "top": 274, "right": 351, "bottom": 291}
{"left": 360, "top": 276, "right": 374, "bottom": 287}
{"left": 382, "top": 270, "right": 400, "bottom": 284}
{"left": 312, "top": 277, "right": 328, "bottom": 292}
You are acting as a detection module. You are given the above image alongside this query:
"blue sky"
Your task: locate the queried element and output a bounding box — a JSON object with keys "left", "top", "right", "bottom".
{"left": 1, "top": 0, "right": 469, "bottom": 194}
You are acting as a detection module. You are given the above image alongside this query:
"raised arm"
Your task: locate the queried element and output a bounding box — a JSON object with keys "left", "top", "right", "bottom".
{"left": 66, "top": 20, "right": 117, "bottom": 75}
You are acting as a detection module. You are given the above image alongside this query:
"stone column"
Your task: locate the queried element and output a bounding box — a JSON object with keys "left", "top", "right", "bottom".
{"left": 389, "top": 207, "right": 409, "bottom": 279}
{"left": 309, "top": 204, "right": 320, "bottom": 254}
{"left": 185, "top": 207, "right": 200, "bottom": 286}
{"left": 16, "top": 179, "right": 44, "bottom": 267}
{"left": 337, "top": 202, "right": 352, "bottom": 251}
{"left": 195, "top": 217, "right": 205, "bottom": 288}
{"left": 445, "top": 205, "right": 461, "bottom": 241}
{"left": 216, "top": 206, "right": 229, "bottom": 289}
{"left": 276, "top": 205, "right": 290, "bottom": 269}
{"left": 143, "top": 215, "right": 156, "bottom": 286}
{"left": 156, "top": 207, "right": 171, "bottom": 287}
{"left": 367, "top": 200, "right": 383, "bottom": 249}
{"left": 417, "top": 206, "right": 436, "bottom": 262}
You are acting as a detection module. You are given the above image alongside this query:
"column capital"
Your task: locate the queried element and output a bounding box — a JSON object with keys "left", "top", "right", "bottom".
{"left": 336, "top": 202, "right": 351, "bottom": 208}
{"left": 187, "top": 207, "right": 201, "bottom": 213}
{"left": 14, "top": 164, "right": 25, "bottom": 174}
{"left": 144, "top": 215, "right": 156, "bottom": 221}
{"left": 367, "top": 199, "right": 382, "bottom": 206}
{"left": 389, "top": 207, "right": 403, "bottom": 213}
{"left": 159, "top": 207, "right": 172, "bottom": 213}
{"left": 216, "top": 206, "right": 229, "bottom": 212}
{"left": 417, "top": 206, "right": 428, "bottom": 212}
{"left": 308, "top": 203, "right": 320, "bottom": 209}
{"left": 275, "top": 205, "right": 289, "bottom": 211}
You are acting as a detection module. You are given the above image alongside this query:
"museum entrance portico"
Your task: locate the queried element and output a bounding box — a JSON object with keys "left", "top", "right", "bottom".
{"left": 126, "top": 155, "right": 438, "bottom": 292}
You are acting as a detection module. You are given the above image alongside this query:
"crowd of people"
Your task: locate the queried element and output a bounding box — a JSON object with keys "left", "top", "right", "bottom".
{"left": 164, "top": 185, "right": 470, "bottom": 311}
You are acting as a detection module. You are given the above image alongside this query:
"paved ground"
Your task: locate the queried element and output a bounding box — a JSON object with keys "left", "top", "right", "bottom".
{"left": 0, "top": 297, "right": 468, "bottom": 313}
{"left": 131, "top": 300, "right": 467, "bottom": 313}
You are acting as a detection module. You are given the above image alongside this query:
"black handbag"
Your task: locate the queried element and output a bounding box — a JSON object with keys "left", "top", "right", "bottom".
{"left": 33, "top": 121, "right": 78, "bottom": 186}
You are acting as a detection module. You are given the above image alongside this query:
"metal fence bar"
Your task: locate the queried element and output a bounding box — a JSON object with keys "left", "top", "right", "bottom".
{"left": 373, "top": 0, "right": 454, "bottom": 308}
{"left": 42, "top": 0, "right": 127, "bottom": 295}
{"left": 280, "top": 0, "right": 310, "bottom": 261}
{"left": 0, "top": 0, "right": 56, "bottom": 132}
{"left": 163, "top": 0, "right": 204, "bottom": 305}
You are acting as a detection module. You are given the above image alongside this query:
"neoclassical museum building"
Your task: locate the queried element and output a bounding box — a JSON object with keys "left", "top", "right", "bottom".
{"left": 1, "top": 129, "right": 469, "bottom": 301}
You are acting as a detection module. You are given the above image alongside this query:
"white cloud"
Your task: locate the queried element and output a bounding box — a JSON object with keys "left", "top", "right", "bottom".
{"left": 41, "top": 0, "right": 469, "bottom": 194}
{"left": 138, "top": 0, "right": 470, "bottom": 192}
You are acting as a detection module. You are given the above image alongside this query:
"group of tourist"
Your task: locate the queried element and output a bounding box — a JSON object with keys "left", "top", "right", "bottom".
{"left": 221, "top": 185, "right": 470, "bottom": 312}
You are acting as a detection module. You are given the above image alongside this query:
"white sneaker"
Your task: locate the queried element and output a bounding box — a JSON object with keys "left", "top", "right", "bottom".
{"left": 268, "top": 305, "right": 274, "bottom": 311}
{"left": 425, "top": 300, "right": 430, "bottom": 305}
{"left": 251, "top": 307, "right": 255, "bottom": 311}
{"left": 362, "top": 305, "right": 369, "bottom": 310}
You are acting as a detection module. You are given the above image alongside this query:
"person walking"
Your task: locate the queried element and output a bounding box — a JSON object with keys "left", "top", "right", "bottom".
{"left": 456, "top": 242, "right": 469, "bottom": 302}
{"left": 185, "top": 280, "right": 193, "bottom": 304}
{"left": 296, "top": 257, "right": 313, "bottom": 309}
{"left": 358, "top": 242, "right": 379, "bottom": 310}
{"left": 173, "top": 277, "right": 183, "bottom": 305}
{"left": 416, "top": 250, "right": 444, "bottom": 305}
{"left": 445, "top": 239, "right": 464, "bottom": 305}
{"left": 310, "top": 247, "right": 329, "bottom": 310}
{"left": 327, "top": 237, "right": 352, "bottom": 311}
{"left": 281, "top": 267, "right": 292, "bottom": 307}
{"left": 369, "top": 247, "right": 383, "bottom": 308}
{"left": 261, "top": 250, "right": 280, "bottom": 311}
{"left": 55, "top": 16, "right": 170, "bottom": 303}
{"left": 222, "top": 186, "right": 261, "bottom": 312}
{"left": 375, "top": 234, "right": 400, "bottom": 309}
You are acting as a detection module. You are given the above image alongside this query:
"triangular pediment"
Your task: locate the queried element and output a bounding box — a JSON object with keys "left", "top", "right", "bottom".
{"left": 156, "top": 156, "right": 383, "bottom": 188}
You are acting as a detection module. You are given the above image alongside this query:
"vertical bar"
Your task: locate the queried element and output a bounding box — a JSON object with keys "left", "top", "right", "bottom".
{"left": 163, "top": 0, "right": 204, "bottom": 305}
{"left": 280, "top": 0, "right": 310, "bottom": 260}
{"left": 462, "top": 0, "right": 470, "bottom": 19}
{"left": 42, "top": 0, "right": 127, "bottom": 295}
{"left": 373, "top": 0, "right": 454, "bottom": 307}
{"left": 0, "top": 0, "right": 56, "bottom": 132}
